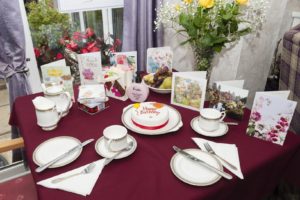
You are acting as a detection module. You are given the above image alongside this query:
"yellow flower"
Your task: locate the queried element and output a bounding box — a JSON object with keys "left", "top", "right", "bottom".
{"left": 133, "top": 103, "right": 140, "bottom": 109}
{"left": 198, "top": 0, "right": 214, "bottom": 8}
{"left": 47, "top": 69, "right": 63, "bottom": 77}
{"left": 175, "top": 4, "right": 181, "bottom": 11}
{"left": 235, "top": 0, "right": 248, "bottom": 5}
{"left": 183, "top": 0, "right": 193, "bottom": 4}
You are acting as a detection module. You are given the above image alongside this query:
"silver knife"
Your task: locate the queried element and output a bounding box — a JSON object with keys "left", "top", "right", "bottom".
{"left": 35, "top": 138, "right": 94, "bottom": 173}
{"left": 173, "top": 146, "right": 232, "bottom": 180}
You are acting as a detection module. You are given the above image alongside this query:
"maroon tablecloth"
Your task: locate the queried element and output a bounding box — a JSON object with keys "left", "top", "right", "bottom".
{"left": 10, "top": 89, "right": 300, "bottom": 200}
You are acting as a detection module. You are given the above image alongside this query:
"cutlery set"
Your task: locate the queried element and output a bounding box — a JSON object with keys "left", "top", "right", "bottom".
{"left": 173, "top": 142, "right": 238, "bottom": 180}
{"left": 36, "top": 139, "right": 134, "bottom": 183}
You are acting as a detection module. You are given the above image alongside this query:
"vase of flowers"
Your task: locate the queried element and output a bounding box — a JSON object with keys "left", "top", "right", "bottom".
{"left": 155, "top": 0, "right": 268, "bottom": 78}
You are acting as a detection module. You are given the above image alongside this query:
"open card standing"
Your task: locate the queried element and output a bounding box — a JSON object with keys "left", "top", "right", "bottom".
{"left": 246, "top": 91, "right": 297, "bottom": 145}
{"left": 41, "top": 66, "right": 74, "bottom": 100}
{"left": 209, "top": 80, "right": 249, "bottom": 120}
{"left": 78, "top": 52, "right": 102, "bottom": 85}
{"left": 171, "top": 72, "right": 207, "bottom": 111}
{"left": 147, "top": 47, "right": 173, "bottom": 73}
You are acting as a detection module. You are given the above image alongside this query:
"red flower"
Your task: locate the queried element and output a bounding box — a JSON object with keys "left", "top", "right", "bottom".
{"left": 34, "top": 48, "right": 41, "bottom": 57}
{"left": 65, "top": 44, "right": 73, "bottom": 50}
{"left": 69, "top": 41, "right": 78, "bottom": 50}
{"left": 80, "top": 48, "right": 89, "bottom": 54}
{"left": 89, "top": 46, "right": 100, "bottom": 52}
{"left": 86, "top": 28, "right": 95, "bottom": 38}
{"left": 56, "top": 52, "right": 64, "bottom": 60}
{"left": 114, "top": 38, "right": 122, "bottom": 46}
{"left": 59, "top": 38, "right": 65, "bottom": 45}
{"left": 72, "top": 32, "right": 82, "bottom": 41}
{"left": 86, "top": 41, "right": 97, "bottom": 51}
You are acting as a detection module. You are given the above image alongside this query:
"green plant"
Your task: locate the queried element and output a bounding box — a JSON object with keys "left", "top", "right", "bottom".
{"left": 26, "top": 0, "right": 70, "bottom": 64}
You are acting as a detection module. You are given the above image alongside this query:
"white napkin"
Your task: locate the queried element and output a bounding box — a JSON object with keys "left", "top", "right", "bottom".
{"left": 192, "top": 138, "right": 244, "bottom": 179}
{"left": 37, "top": 159, "right": 106, "bottom": 196}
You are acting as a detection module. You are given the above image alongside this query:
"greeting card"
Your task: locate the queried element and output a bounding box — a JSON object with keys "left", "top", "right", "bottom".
{"left": 110, "top": 51, "right": 137, "bottom": 81}
{"left": 208, "top": 80, "right": 249, "bottom": 120}
{"left": 171, "top": 72, "right": 207, "bottom": 111}
{"left": 246, "top": 91, "right": 297, "bottom": 145}
{"left": 101, "top": 68, "right": 130, "bottom": 101}
{"left": 78, "top": 52, "right": 102, "bottom": 85}
{"left": 147, "top": 47, "right": 173, "bottom": 73}
{"left": 41, "top": 65, "right": 74, "bottom": 100}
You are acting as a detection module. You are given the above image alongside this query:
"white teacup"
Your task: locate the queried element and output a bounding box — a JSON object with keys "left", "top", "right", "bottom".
{"left": 103, "top": 125, "right": 128, "bottom": 152}
{"left": 198, "top": 108, "right": 226, "bottom": 132}
{"left": 32, "top": 97, "right": 62, "bottom": 129}
{"left": 44, "top": 85, "right": 71, "bottom": 115}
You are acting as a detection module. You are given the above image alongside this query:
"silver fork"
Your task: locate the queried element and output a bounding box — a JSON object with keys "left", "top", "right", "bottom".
{"left": 203, "top": 142, "right": 237, "bottom": 170}
{"left": 51, "top": 163, "right": 96, "bottom": 184}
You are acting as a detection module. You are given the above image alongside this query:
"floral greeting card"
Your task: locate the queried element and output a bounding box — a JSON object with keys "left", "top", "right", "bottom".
{"left": 147, "top": 47, "right": 173, "bottom": 73}
{"left": 78, "top": 52, "right": 102, "bottom": 85}
{"left": 171, "top": 72, "right": 207, "bottom": 111}
{"left": 208, "top": 80, "right": 249, "bottom": 120}
{"left": 41, "top": 65, "right": 74, "bottom": 100}
{"left": 246, "top": 91, "right": 297, "bottom": 145}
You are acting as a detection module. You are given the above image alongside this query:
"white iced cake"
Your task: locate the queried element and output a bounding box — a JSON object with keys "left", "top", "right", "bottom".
{"left": 131, "top": 102, "right": 169, "bottom": 130}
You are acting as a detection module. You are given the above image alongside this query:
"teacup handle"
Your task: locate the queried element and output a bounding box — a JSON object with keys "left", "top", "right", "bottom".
{"left": 107, "top": 139, "right": 115, "bottom": 152}
{"left": 52, "top": 106, "right": 63, "bottom": 124}
{"left": 219, "top": 111, "right": 226, "bottom": 121}
{"left": 61, "top": 92, "right": 72, "bottom": 111}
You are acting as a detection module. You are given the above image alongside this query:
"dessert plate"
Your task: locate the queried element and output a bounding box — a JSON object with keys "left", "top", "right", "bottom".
{"left": 95, "top": 134, "right": 137, "bottom": 159}
{"left": 191, "top": 117, "right": 228, "bottom": 137}
{"left": 170, "top": 149, "right": 222, "bottom": 186}
{"left": 33, "top": 136, "right": 82, "bottom": 168}
{"left": 121, "top": 104, "right": 182, "bottom": 135}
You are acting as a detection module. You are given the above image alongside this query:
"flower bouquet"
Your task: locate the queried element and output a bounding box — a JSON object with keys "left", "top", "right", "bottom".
{"left": 61, "top": 28, "right": 122, "bottom": 84}
{"left": 155, "top": 0, "right": 268, "bottom": 74}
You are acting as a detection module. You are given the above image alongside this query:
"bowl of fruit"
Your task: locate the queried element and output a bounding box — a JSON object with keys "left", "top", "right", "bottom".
{"left": 142, "top": 67, "right": 172, "bottom": 94}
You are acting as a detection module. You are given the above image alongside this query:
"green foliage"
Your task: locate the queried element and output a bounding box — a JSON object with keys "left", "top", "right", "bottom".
{"left": 178, "top": 3, "right": 251, "bottom": 53}
{"left": 26, "top": 0, "right": 70, "bottom": 48}
{"left": 27, "top": 0, "right": 69, "bottom": 31}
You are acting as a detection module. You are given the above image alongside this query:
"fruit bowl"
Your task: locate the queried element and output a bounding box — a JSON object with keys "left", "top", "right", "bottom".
{"left": 142, "top": 79, "right": 171, "bottom": 94}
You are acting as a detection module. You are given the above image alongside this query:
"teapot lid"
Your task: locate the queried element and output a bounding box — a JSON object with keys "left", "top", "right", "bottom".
{"left": 45, "top": 85, "right": 63, "bottom": 95}
{"left": 32, "top": 96, "right": 55, "bottom": 111}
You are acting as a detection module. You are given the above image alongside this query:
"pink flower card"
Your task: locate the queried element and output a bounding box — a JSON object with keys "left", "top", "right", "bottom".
{"left": 78, "top": 52, "right": 102, "bottom": 85}
{"left": 246, "top": 91, "right": 297, "bottom": 145}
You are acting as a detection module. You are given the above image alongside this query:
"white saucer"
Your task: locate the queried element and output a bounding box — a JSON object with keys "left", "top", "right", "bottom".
{"left": 121, "top": 104, "right": 182, "bottom": 135}
{"left": 95, "top": 134, "right": 137, "bottom": 159}
{"left": 33, "top": 136, "right": 82, "bottom": 168}
{"left": 191, "top": 117, "right": 228, "bottom": 137}
{"left": 39, "top": 123, "right": 58, "bottom": 131}
{"left": 170, "top": 149, "right": 222, "bottom": 186}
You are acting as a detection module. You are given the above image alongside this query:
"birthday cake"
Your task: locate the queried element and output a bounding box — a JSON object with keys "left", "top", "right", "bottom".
{"left": 131, "top": 102, "right": 169, "bottom": 130}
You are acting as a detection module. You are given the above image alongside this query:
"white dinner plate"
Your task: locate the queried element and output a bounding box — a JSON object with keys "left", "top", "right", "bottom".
{"left": 170, "top": 149, "right": 223, "bottom": 186}
{"left": 95, "top": 134, "right": 137, "bottom": 159}
{"left": 121, "top": 104, "right": 182, "bottom": 135}
{"left": 191, "top": 117, "right": 228, "bottom": 137}
{"left": 33, "top": 136, "right": 82, "bottom": 168}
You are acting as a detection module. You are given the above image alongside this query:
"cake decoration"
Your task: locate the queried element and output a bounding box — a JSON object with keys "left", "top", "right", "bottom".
{"left": 131, "top": 102, "right": 169, "bottom": 130}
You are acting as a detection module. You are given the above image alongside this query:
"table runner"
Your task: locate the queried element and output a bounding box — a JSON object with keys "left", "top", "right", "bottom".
{"left": 10, "top": 89, "right": 300, "bottom": 200}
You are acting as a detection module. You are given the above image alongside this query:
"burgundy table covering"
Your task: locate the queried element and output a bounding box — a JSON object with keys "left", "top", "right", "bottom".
{"left": 10, "top": 89, "right": 300, "bottom": 200}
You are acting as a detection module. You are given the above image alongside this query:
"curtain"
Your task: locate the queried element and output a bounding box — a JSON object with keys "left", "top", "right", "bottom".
{"left": 122, "top": 0, "right": 164, "bottom": 71}
{"left": 0, "top": 0, "right": 32, "bottom": 162}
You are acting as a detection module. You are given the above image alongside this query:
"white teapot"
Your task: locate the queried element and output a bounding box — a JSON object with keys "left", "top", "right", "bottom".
{"left": 32, "top": 96, "right": 62, "bottom": 131}
{"left": 43, "top": 84, "right": 72, "bottom": 117}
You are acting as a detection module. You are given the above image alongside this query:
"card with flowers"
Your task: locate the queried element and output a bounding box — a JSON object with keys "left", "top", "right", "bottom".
{"left": 147, "top": 47, "right": 173, "bottom": 73}
{"left": 77, "top": 52, "right": 102, "bottom": 85}
{"left": 246, "top": 91, "right": 297, "bottom": 145}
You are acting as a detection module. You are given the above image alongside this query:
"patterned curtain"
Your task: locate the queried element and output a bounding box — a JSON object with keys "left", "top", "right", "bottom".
{"left": 122, "top": 0, "right": 164, "bottom": 71}
{"left": 0, "top": 0, "right": 32, "bottom": 161}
